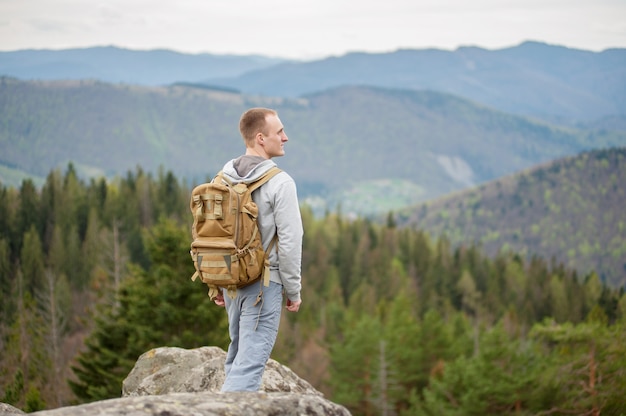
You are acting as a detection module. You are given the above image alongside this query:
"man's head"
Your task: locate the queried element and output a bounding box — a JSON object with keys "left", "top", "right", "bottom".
{"left": 239, "top": 107, "right": 288, "bottom": 159}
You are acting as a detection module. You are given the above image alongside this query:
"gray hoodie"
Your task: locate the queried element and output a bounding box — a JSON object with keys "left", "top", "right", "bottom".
{"left": 220, "top": 155, "right": 303, "bottom": 302}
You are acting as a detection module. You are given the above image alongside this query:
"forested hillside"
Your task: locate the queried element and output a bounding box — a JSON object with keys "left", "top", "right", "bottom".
{"left": 2, "top": 41, "right": 625, "bottom": 416}
{"left": 2, "top": 78, "right": 625, "bottom": 217}
{"left": 2, "top": 42, "right": 623, "bottom": 123}
{"left": 1, "top": 167, "right": 625, "bottom": 415}
{"left": 396, "top": 147, "right": 626, "bottom": 288}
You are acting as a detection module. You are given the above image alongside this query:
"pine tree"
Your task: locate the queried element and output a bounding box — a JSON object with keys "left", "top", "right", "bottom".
{"left": 61, "top": 163, "right": 88, "bottom": 239}
{"left": 16, "top": 179, "right": 40, "bottom": 254}
{"left": 0, "top": 184, "right": 18, "bottom": 251}
{"left": 530, "top": 317, "right": 626, "bottom": 415}
{"left": 414, "top": 322, "right": 541, "bottom": 415}
{"left": 63, "top": 225, "right": 82, "bottom": 288}
{"left": 329, "top": 312, "right": 383, "bottom": 416}
{"left": 583, "top": 272, "right": 602, "bottom": 315}
{"left": 19, "top": 226, "right": 45, "bottom": 296}
{"left": 70, "top": 217, "right": 229, "bottom": 402}
{"left": 39, "top": 169, "right": 63, "bottom": 254}
{"left": 384, "top": 292, "right": 422, "bottom": 412}
{"left": 80, "top": 207, "right": 101, "bottom": 290}
{"left": 548, "top": 274, "right": 569, "bottom": 322}
{"left": 0, "top": 238, "right": 13, "bottom": 321}
{"left": 156, "top": 167, "right": 186, "bottom": 220}
{"left": 0, "top": 275, "right": 51, "bottom": 411}
{"left": 46, "top": 225, "right": 65, "bottom": 279}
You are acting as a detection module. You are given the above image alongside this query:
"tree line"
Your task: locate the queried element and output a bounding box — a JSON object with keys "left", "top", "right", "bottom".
{"left": 397, "top": 147, "right": 626, "bottom": 288}
{"left": 0, "top": 165, "right": 625, "bottom": 414}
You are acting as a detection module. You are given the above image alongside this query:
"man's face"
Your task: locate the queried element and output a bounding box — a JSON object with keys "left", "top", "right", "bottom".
{"left": 261, "top": 114, "right": 288, "bottom": 158}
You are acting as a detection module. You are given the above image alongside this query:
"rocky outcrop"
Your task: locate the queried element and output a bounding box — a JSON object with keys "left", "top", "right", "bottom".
{"left": 0, "top": 403, "right": 24, "bottom": 415}
{"left": 26, "top": 392, "right": 349, "bottom": 415}
{"left": 122, "top": 346, "right": 320, "bottom": 396}
{"left": 1, "top": 346, "right": 351, "bottom": 416}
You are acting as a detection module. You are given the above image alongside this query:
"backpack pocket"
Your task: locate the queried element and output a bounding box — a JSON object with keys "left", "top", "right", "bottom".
{"left": 190, "top": 238, "right": 239, "bottom": 286}
{"left": 237, "top": 245, "right": 266, "bottom": 285}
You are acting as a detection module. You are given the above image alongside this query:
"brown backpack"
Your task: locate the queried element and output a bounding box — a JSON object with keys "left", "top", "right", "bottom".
{"left": 189, "top": 167, "right": 281, "bottom": 300}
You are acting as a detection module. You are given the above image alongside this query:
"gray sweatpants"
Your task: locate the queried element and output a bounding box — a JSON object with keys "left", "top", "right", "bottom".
{"left": 221, "top": 281, "right": 283, "bottom": 392}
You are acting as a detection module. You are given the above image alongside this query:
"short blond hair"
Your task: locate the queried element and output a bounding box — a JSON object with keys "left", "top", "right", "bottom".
{"left": 239, "top": 107, "right": 277, "bottom": 144}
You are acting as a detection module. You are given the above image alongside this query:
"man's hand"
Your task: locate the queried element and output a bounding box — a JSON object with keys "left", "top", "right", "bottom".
{"left": 286, "top": 299, "right": 301, "bottom": 312}
{"left": 214, "top": 293, "right": 225, "bottom": 307}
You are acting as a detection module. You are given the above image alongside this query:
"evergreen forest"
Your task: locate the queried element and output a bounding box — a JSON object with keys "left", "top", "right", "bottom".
{"left": 396, "top": 148, "right": 626, "bottom": 288}
{"left": 1, "top": 165, "right": 625, "bottom": 415}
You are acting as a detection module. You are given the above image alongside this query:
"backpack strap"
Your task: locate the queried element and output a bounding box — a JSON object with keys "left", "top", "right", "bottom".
{"left": 262, "top": 234, "right": 278, "bottom": 287}
{"left": 253, "top": 233, "right": 279, "bottom": 312}
{"left": 251, "top": 167, "right": 281, "bottom": 288}
{"left": 213, "top": 171, "right": 223, "bottom": 181}
{"left": 247, "top": 167, "right": 282, "bottom": 192}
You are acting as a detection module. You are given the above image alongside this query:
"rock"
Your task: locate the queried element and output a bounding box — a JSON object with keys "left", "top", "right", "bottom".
{"left": 4, "top": 346, "right": 351, "bottom": 416}
{"left": 122, "top": 346, "right": 321, "bottom": 396}
{"left": 28, "top": 392, "right": 351, "bottom": 415}
{"left": 0, "top": 403, "right": 25, "bottom": 415}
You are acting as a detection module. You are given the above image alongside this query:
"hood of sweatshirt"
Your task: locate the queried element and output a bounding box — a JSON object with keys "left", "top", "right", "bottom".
{"left": 221, "top": 155, "right": 278, "bottom": 184}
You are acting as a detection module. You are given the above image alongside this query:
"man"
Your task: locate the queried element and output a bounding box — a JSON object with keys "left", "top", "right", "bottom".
{"left": 214, "top": 107, "right": 303, "bottom": 392}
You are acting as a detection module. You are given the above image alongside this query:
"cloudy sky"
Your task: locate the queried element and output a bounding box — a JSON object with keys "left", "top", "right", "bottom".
{"left": 1, "top": 0, "right": 624, "bottom": 60}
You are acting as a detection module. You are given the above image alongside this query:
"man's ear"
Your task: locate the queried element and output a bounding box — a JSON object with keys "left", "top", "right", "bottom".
{"left": 256, "top": 132, "right": 265, "bottom": 145}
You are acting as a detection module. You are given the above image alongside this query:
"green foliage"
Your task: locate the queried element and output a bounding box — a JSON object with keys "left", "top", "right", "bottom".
{"left": 0, "top": 292, "right": 52, "bottom": 411}
{"left": 530, "top": 319, "right": 626, "bottom": 414}
{"left": 19, "top": 226, "right": 45, "bottom": 296}
{"left": 329, "top": 312, "right": 383, "bottom": 415}
{"left": 1, "top": 166, "right": 199, "bottom": 407}
{"left": 415, "top": 323, "right": 541, "bottom": 415}
{"left": 0, "top": 238, "right": 13, "bottom": 320}
{"left": 3, "top": 78, "right": 626, "bottom": 215}
{"left": 1, "top": 369, "right": 23, "bottom": 405}
{"left": 24, "top": 386, "right": 46, "bottom": 412}
{"left": 17, "top": 179, "right": 40, "bottom": 249}
{"left": 1, "top": 166, "right": 624, "bottom": 414}
{"left": 69, "top": 217, "right": 228, "bottom": 402}
{"left": 399, "top": 147, "right": 626, "bottom": 288}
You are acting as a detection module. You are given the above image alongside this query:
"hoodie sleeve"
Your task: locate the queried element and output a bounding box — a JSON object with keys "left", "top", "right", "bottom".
{"left": 272, "top": 175, "right": 303, "bottom": 302}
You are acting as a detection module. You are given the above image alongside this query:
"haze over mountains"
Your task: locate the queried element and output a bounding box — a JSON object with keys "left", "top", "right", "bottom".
{"left": 206, "top": 41, "right": 626, "bottom": 124}
{"left": 0, "top": 46, "right": 285, "bottom": 86}
{"left": 1, "top": 41, "right": 625, "bottom": 285}
{"left": 1, "top": 42, "right": 625, "bottom": 207}
{"left": 2, "top": 79, "right": 624, "bottom": 210}
{"left": 2, "top": 42, "right": 624, "bottom": 124}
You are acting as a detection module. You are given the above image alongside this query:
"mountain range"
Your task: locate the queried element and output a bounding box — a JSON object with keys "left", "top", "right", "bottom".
{"left": 1, "top": 42, "right": 625, "bottom": 285}
{"left": 206, "top": 41, "right": 626, "bottom": 124}
{"left": 2, "top": 78, "right": 625, "bottom": 218}
{"left": 0, "top": 46, "right": 285, "bottom": 86}
{"left": 2, "top": 42, "right": 624, "bottom": 125}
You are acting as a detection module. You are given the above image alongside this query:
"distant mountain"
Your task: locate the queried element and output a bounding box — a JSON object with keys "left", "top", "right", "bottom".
{"left": 2, "top": 78, "right": 625, "bottom": 217}
{"left": 394, "top": 147, "right": 626, "bottom": 288}
{"left": 206, "top": 41, "right": 626, "bottom": 124}
{"left": 0, "top": 46, "right": 287, "bottom": 86}
{"left": 3, "top": 42, "right": 624, "bottom": 125}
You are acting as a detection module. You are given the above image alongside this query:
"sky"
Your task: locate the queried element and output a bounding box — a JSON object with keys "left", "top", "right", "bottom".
{"left": 1, "top": 0, "right": 625, "bottom": 60}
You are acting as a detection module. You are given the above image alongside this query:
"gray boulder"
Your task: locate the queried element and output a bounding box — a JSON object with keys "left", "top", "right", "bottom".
{"left": 0, "top": 403, "right": 25, "bottom": 415}
{"left": 122, "top": 346, "right": 320, "bottom": 396}
{"left": 29, "top": 392, "right": 350, "bottom": 415}
{"left": 3, "top": 346, "right": 350, "bottom": 416}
